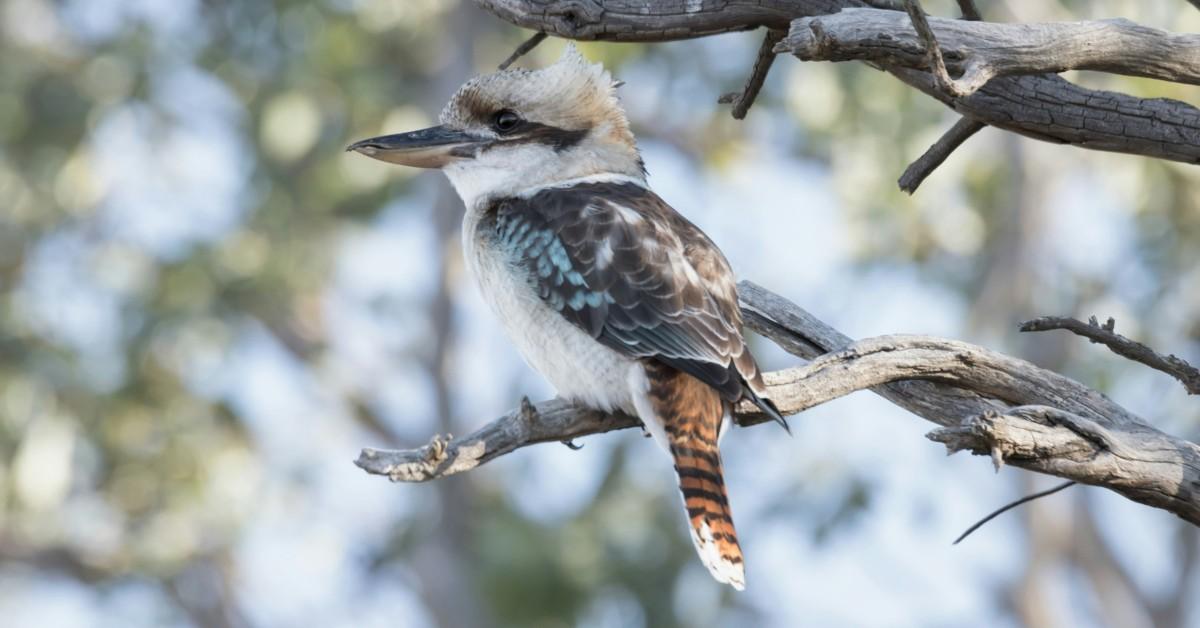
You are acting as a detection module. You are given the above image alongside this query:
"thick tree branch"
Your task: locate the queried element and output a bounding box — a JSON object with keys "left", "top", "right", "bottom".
{"left": 357, "top": 282, "right": 1200, "bottom": 526}
{"left": 1020, "top": 315, "right": 1200, "bottom": 395}
{"left": 780, "top": 9, "right": 1200, "bottom": 93}
{"left": 929, "top": 405, "right": 1199, "bottom": 526}
{"left": 473, "top": 1, "right": 1200, "bottom": 169}
{"left": 472, "top": 0, "right": 866, "bottom": 41}
{"left": 888, "top": 69, "right": 1200, "bottom": 164}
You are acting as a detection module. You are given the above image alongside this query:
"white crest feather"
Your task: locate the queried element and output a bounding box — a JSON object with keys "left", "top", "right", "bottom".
{"left": 438, "top": 42, "right": 644, "bottom": 205}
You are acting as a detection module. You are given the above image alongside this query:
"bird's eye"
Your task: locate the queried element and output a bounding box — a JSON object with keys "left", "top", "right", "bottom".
{"left": 492, "top": 109, "right": 521, "bottom": 133}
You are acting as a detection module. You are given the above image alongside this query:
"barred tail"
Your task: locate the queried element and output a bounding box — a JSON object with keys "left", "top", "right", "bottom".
{"left": 642, "top": 361, "right": 746, "bottom": 590}
{"left": 671, "top": 441, "right": 745, "bottom": 590}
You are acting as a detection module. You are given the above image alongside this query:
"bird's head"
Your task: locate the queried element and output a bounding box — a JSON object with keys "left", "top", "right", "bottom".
{"left": 348, "top": 44, "right": 643, "bottom": 206}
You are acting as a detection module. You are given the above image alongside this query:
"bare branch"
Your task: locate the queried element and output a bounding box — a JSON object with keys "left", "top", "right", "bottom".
{"left": 472, "top": 0, "right": 862, "bottom": 41}
{"left": 898, "top": 116, "right": 985, "bottom": 193}
{"left": 1020, "top": 315, "right": 1200, "bottom": 395}
{"left": 956, "top": 0, "right": 982, "bottom": 21}
{"left": 895, "top": 68, "right": 1200, "bottom": 163}
{"left": 896, "top": 0, "right": 985, "bottom": 194}
{"left": 357, "top": 282, "right": 1200, "bottom": 527}
{"left": 476, "top": 0, "right": 1200, "bottom": 171}
{"left": 498, "top": 31, "right": 547, "bottom": 70}
{"left": 356, "top": 399, "right": 638, "bottom": 482}
{"left": 903, "top": 0, "right": 974, "bottom": 97}
{"left": 928, "top": 405, "right": 1200, "bottom": 526}
{"left": 718, "top": 29, "right": 786, "bottom": 119}
{"left": 779, "top": 9, "right": 1200, "bottom": 94}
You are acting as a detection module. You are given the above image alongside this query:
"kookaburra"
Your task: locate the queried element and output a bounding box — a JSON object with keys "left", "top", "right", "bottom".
{"left": 349, "top": 45, "right": 784, "bottom": 590}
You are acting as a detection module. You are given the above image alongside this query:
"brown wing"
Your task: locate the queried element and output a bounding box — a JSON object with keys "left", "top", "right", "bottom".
{"left": 491, "top": 181, "right": 750, "bottom": 401}
{"left": 663, "top": 209, "right": 773, "bottom": 401}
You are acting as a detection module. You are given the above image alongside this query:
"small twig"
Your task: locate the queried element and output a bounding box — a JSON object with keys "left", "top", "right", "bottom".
{"left": 897, "top": 0, "right": 991, "bottom": 191}
{"left": 499, "top": 31, "right": 548, "bottom": 70}
{"left": 1020, "top": 316, "right": 1200, "bottom": 395}
{"left": 956, "top": 0, "right": 982, "bottom": 21}
{"left": 898, "top": 116, "right": 985, "bottom": 193}
{"left": 719, "top": 29, "right": 785, "bottom": 119}
{"left": 903, "top": 0, "right": 973, "bottom": 97}
{"left": 954, "top": 480, "right": 1076, "bottom": 544}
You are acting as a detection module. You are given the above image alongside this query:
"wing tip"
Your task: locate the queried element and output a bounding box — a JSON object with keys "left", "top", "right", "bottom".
{"left": 745, "top": 388, "right": 790, "bottom": 435}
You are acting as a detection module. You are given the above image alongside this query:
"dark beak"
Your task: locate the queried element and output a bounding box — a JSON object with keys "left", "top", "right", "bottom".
{"left": 346, "top": 125, "right": 486, "bottom": 169}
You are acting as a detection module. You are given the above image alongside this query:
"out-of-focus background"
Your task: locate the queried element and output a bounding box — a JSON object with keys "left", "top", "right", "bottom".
{"left": 1, "top": 0, "right": 1198, "bottom": 626}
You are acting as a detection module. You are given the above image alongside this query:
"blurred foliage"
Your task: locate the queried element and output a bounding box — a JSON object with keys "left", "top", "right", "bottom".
{"left": 1, "top": 0, "right": 1198, "bottom": 627}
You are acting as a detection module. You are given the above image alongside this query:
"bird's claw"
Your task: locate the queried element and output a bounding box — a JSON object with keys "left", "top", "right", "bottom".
{"left": 561, "top": 439, "right": 584, "bottom": 450}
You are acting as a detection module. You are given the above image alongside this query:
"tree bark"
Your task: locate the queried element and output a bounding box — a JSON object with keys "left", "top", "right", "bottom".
{"left": 473, "top": 0, "right": 1200, "bottom": 168}
{"left": 357, "top": 282, "right": 1200, "bottom": 528}
{"left": 780, "top": 10, "right": 1200, "bottom": 92}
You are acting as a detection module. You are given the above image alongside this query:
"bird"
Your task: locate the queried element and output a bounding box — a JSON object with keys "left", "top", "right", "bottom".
{"left": 348, "top": 44, "right": 786, "bottom": 590}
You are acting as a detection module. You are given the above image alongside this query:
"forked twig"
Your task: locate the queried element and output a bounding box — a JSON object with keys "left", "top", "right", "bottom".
{"left": 1020, "top": 316, "right": 1200, "bottom": 395}
{"left": 903, "top": 0, "right": 973, "bottom": 97}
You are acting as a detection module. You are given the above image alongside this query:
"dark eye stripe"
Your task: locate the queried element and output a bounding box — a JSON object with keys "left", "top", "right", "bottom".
{"left": 485, "top": 122, "right": 587, "bottom": 152}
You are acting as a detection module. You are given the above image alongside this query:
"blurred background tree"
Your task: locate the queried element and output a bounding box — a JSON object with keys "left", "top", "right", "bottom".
{"left": 0, "top": 1, "right": 1197, "bottom": 626}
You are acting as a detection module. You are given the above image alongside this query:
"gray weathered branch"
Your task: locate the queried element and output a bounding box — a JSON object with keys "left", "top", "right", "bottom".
{"left": 929, "top": 405, "right": 1195, "bottom": 519}
{"left": 718, "top": 28, "right": 786, "bottom": 118}
{"left": 473, "top": 0, "right": 1200, "bottom": 173}
{"left": 779, "top": 9, "right": 1200, "bottom": 94}
{"left": 1020, "top": 315, "right": 1200, "bottom": 395}
{"left": 357, "top": 282, "right": 1200, "bottom": 527}
{"left": 472, "top": 0, "right": 851, "bottom": 41}
{"left": 902, "top": 0, "right": 969, "bottom": 97}
{"left": 897, "top": 116, "right": 985, "bottom": 193}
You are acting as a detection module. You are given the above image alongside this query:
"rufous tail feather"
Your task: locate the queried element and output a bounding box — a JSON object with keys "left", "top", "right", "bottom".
{"left": 644, "top": 362, "right": 746, "bottom": 590}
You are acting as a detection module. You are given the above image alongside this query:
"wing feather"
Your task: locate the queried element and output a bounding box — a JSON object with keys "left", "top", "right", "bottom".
{"left": 491, "top": 181, "right": 754, "bottom": 401}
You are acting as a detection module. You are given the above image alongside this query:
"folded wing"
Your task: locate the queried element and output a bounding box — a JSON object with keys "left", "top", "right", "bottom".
{"left": 491, "top": 181, "right": 757, "bottom": 402}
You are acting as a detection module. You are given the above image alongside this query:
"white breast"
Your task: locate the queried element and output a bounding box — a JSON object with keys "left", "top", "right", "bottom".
{"left": 462, "top": 209, "right": 638, "bottom": 414}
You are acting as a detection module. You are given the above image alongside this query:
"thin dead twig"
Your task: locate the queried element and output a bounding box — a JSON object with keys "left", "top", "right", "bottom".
{"left": 1020, "top": 316, "right": 1200, "bottom": 395}
{"left": 898, "top": 116, "right": 985, "bottom": 193}
{"left": 499, "top": 31, "right": 548, "bottom": 70}
{"left": 719, "top": 29, "right": 786, "bottom": 119}
{"left": 896, "top": 1, "right": 984, "bottom": 193}
{"left": 953, "top": 480, "right": 1076, "bottom": 544}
